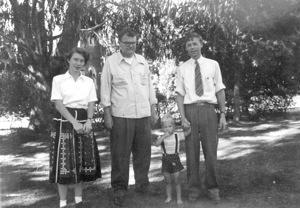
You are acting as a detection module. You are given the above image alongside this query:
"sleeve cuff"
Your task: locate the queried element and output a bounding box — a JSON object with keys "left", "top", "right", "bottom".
{"left": 175, "top": 90, "right": 185, "bottom": 97}
{"left": 215, "top": 84, "right": 226, "bottom": 93}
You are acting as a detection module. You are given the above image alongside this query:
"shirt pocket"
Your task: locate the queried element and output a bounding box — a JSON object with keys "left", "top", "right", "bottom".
{"left": 137, "top": 72, "right": 148, "bottom": 86}
{"left": 204, "top": 76, "right": 215, "bottom": 92}
{"left": 113, "top": 73, "right": 128, "bottom": 87}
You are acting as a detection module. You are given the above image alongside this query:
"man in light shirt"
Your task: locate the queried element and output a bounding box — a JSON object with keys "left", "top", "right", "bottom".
{"left": 101, "top": 27, "right": 158, "bottom": 206}
{"left": 176, "top": 32, "right": 227, "bottom": 203}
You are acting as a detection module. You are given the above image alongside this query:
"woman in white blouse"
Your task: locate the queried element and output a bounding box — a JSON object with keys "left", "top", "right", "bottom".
{"left": 49, "top": 47, "right": 101, "bottom": 208}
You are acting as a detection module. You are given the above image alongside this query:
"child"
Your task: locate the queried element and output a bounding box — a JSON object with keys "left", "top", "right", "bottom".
{"left": 153, "top": 114, "right": 191, "bottom": 205}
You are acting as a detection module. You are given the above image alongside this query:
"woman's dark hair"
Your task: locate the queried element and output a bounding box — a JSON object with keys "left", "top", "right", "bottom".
{"left": 66, "top": 47, "right": 90, "bottom": 64}
{"left": 118, "top": 27, "right": 138, "bottom": 41}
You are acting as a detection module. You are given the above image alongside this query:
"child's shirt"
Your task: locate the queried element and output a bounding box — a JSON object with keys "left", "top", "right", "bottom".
{"left": 160, "top": 131, "right": 185, "bottom": 154}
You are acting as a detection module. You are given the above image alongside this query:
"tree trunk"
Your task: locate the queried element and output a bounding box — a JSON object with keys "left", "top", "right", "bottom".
{"left": 233, "top": 61, "right": 242, "bottom": 122}
{"left": 56, "top": 0, "right": 85, "bottom": 56}
{"left": 233, "top": 79, "right": 240, "bottom": 122}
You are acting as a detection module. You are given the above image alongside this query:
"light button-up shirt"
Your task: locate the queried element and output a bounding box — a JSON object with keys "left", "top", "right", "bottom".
{"left": 101, "top": 52, "right": 157, "bottom": 118}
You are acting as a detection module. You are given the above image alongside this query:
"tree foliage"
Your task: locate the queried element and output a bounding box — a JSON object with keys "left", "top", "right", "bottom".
{"left": 0, "top": 0, "right": 299, "bottom": 130}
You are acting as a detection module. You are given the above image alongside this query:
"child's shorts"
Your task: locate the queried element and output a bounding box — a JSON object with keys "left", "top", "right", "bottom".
{"left": 162, "top": 153, "right": 184, "bottom": 174}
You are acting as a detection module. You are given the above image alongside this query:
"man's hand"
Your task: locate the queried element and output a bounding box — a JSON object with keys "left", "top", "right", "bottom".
{"left": 104, "top": 113, "right": 113, "bottom": 129}
{"left": 151, "top": 111, "right": 159, "bottom": 127}
{"left": 104, "top": 106, "right": 113, "bottom": 130}
{"left": 218, "top": 114, "right": 227, "bottom": 131}
{"left": 150, "top": 104, "right": 159, "bottom": 126}
{"left": 181, "top": 117, "right": 191, "bottom": 130}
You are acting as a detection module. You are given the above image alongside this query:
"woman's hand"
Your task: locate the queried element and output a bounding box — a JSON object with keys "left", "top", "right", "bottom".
{"left": 83, "top": 119, "right": 93, "bottom": 134}
{"left": 72, "top": 121, "right": 84, "bottom": 134}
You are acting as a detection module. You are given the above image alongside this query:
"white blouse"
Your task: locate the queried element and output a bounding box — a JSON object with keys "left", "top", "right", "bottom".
{"left": 51, "top": 71, "right": 98, "bottom": 109}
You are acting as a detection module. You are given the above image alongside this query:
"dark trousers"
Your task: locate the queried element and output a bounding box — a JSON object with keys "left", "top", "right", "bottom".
{"left": 110, "top": 116, "right": 151, "bottom": 191}
{"left": 184, "top": 103, "right": 218, "bottom": 195}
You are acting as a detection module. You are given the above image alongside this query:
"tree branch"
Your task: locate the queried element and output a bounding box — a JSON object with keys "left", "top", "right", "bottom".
{"left": 0, "top": 31, "right": 34, "bottom": 54}
{"left": 47, "top": 33, "right": 63, "bottom": 41}
{"left": 80, "top": 22, "right": 105, "bottom": 32}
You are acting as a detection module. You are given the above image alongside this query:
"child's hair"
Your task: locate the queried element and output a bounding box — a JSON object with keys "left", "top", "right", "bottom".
{"left": 161, "top": 113, "right": 175, "bottom": 127}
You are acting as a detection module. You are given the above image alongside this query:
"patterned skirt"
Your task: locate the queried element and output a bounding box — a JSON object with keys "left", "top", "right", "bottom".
{"left": 49, "top": 108, "right": 101, "bottom": 184}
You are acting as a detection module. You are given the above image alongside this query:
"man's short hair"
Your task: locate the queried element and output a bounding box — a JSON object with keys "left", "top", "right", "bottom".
{"left": 118, "top": 27, "right": 138, "bottom": 41}
{"left": 66, "top": 47, "right": 90, "bottom": 64}
{"left": 184, "top": 32, "right": 204, "bottom": 44}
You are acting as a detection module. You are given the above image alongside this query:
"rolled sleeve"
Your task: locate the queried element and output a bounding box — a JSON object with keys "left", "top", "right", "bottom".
{"left": 175, "top": 67, "right": 185, "bottom": 96}
{"left": 214, "top": 62, "right": 226, "bottom": 93}
{"left": 100, "top": 60, "right": 112, "bottom": 107}
{"left": 50, "top": 77, "right": 62, "bottom": 101}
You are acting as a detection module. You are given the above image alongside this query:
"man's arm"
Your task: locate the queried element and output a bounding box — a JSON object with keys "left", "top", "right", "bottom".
{"left": 176, "top": 93, "right": 190, "bottom": 129}
{"left": 100, "top": 59, "right": 113, "bottom": 129}
{"left": 103, "top": 106, "right": 113, "bottom": 129}
{"left": 150, "top": 104, "right": 158, "bottom": 126}
{"left": 147, "top": 63, "right": 158, "bottom": 126}
{"left": 216, "top": 89, "right": 227, "bottom": 130}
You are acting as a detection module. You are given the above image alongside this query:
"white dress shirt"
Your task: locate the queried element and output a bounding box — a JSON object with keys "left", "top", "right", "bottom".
{"left": 176, "top": 56, "right": 225, "bottom": 104}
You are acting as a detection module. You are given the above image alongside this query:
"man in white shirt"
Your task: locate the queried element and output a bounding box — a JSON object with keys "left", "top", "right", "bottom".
{"left": 101, "top": 27, "right": 158, "bottom": 206}
{"left": 176, "top": 32, "right": 227, "bottom": 203}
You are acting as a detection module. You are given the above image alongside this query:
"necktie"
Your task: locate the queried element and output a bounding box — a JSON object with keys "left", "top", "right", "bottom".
{"left": 195, "top": 60, "right": 203, "bottom": 96}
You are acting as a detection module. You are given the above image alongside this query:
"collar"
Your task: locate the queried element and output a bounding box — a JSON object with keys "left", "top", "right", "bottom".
{"left": 117, "top": 52, "right": 145, "bottom": 65}
{"left": 190, "top": 55, "right": 205, "bottom": 65}
{"left": 64, "top": 71, "right": 84, "bottom": 80}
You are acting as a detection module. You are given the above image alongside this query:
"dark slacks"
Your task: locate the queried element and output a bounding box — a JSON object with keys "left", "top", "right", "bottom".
{"left": 184, "top": 103, "right": 218, "bottom": 196}
{"left": 110, "top": 116, "right": 151, "bottom": 191}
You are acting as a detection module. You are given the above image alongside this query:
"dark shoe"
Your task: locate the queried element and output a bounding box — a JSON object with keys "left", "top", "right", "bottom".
{"left": 75, "top": 201, "right": 90, "bottom": 208}
{"left": 113, "top": 190, "right": 125, "bottom": 207}
{"left": 188, "top": 193, "right": 198, "bottom": 202}
{"left": 134, "top": 183, "right": 148, "bottom": 194}
{"left": 135, "top": 184, "right": 158, "bottom": 195}
{"left": 207, "top": 188, "right": 220, "bottom": 203}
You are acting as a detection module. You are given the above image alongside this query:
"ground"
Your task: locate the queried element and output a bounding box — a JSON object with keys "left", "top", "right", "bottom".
{"left": 1, "top": 106, "right": 300, "bottom": 208}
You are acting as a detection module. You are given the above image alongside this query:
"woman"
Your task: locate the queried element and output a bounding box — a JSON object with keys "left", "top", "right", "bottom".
{"left": 49, "top": 47, "right": 101, "bottom": 208}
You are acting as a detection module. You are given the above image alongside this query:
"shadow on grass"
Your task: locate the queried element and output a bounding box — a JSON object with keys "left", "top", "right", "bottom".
{"left": 1, "top": 113, "right": 300, "bottom": 208}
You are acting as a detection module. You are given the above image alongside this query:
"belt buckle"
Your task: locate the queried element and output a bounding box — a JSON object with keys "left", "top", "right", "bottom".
{"left": 196, "top": 102, "right": 205, "bottom": 106}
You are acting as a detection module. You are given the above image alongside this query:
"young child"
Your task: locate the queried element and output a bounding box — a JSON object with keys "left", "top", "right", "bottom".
{"left": 153, "top": 114, "right": 191, "bottom": 205}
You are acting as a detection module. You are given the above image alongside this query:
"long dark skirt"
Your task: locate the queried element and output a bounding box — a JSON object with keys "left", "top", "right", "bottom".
{"left": 49, "top": 108, "right": 101, "bottom": 184}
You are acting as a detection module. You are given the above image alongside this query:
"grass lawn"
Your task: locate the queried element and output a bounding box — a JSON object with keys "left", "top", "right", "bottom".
{"left": 1, "top": 109, "right": 300, "bottom": 208}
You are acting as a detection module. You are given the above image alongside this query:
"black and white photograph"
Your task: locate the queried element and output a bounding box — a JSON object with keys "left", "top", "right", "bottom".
{"left": 0, "top": 0, "right": 300, "bottom": 207}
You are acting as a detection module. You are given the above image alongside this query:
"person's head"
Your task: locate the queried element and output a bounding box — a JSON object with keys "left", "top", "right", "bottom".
{"left": 184, "top": 32, "right": 203, "bottom": 60}
{"left": 161, "top": 113, "right": 176, "bottom": 135}
{"left": 118, "top": 27, "right": 138, "bottom": 58}
{"left": 66, "top": 47, "right": 90, "bottom": 74}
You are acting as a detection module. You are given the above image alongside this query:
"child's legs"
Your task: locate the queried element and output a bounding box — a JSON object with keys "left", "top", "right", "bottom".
{"left": 173, "top": 172, "right": 182, "bottom": 203}
{"left": 163, "top": 172, "right": 172, "bottom": 201}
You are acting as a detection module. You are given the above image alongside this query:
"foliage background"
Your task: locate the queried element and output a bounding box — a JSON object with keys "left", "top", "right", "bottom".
{"left": 0, "top": 0, "right": 299, "bottom": 131}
